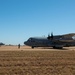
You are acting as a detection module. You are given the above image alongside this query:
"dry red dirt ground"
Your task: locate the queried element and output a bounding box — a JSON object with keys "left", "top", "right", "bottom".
{"left": 0, "top": 46, "right": 75, "bottom": 75}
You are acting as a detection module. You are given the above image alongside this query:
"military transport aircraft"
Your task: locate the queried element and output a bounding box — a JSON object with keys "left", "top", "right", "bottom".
{"left": 24, "top": 33, "right": 75, "bottom": 49}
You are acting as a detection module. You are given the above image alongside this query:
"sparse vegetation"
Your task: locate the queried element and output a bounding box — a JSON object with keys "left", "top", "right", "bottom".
{"left": 0, "top": 50, "right": 75, "bottom": 75}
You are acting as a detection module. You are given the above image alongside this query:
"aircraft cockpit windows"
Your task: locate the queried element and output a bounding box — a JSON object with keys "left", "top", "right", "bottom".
{"left": 28, "top": 38, "right": 35, "bottom": 42}
{"left": 28, "top": 38, "right": 32, "bottom": 41}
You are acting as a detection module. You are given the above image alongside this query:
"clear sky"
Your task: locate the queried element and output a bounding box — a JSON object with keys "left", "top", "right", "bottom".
{"left": 0, "top": 0, "right": 75, "bottom": 45}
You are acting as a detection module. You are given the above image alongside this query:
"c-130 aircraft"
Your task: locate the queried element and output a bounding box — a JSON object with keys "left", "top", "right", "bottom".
{"left": 24, "top": 33, "right": 75, "bottom": 49}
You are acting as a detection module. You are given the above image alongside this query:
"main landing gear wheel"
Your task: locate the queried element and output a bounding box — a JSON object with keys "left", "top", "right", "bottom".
{"left": 32, "top": 46, "right": 34, "bottom": 49}
{"left": 53, "top": 46, "right": 63, "bottom": 49}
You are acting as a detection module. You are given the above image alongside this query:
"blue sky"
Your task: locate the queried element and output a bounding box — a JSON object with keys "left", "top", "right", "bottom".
{"left": 0, "top": 0, "right": 75, "bottom": 45}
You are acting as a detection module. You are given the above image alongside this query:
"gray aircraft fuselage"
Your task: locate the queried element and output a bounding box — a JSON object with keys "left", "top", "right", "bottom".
{"left": 24, "top": 37, "right": 52, "bottom": 48}
{"left": 24, "top": 33, "right": 75, "bottom": 49}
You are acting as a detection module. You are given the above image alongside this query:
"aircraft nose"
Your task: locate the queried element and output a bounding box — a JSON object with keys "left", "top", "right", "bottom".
{"left": 24, "top": 41, "right": 27, "bottom": 45}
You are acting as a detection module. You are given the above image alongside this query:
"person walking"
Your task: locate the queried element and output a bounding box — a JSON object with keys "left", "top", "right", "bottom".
{"left": 18, "top": 44, "right": 20, "bottom": 49}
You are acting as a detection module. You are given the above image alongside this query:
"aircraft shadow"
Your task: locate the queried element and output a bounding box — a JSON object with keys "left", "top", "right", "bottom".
{"left": 41, "top": 47, "right": 68, "bottom": 50}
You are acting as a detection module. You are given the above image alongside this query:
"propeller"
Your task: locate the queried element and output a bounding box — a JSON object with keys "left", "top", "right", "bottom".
{"left": 47, "top": 32, "right": 53, "bottom": 40}
{"left": 51, "top": 32, "right": 53, "bottom": 39}
{"left": 47, "top": 34, "right": 51, "bottom": 39}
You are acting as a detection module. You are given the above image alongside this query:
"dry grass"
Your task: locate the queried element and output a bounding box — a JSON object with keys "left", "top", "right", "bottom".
{"left": 0, "top": 46, "right": 75, "bottom": 75}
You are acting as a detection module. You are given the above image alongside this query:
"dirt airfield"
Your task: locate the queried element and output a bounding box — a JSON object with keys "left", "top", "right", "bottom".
{"left": 0, "top": 46, "right": 75, "bottom": 75}
{"left": 0, "top": 45, "right": 75, "bottom": 51}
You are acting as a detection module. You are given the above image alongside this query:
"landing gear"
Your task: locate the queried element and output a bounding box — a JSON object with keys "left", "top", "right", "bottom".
{"left": 32, "top": 46, "right": 34, "bottom": 49}
{"left": 53, "top": 46, "right": 56, "bottom": 49}
{"left": 53, "top": 46, "right": 63, "bottom": 49}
